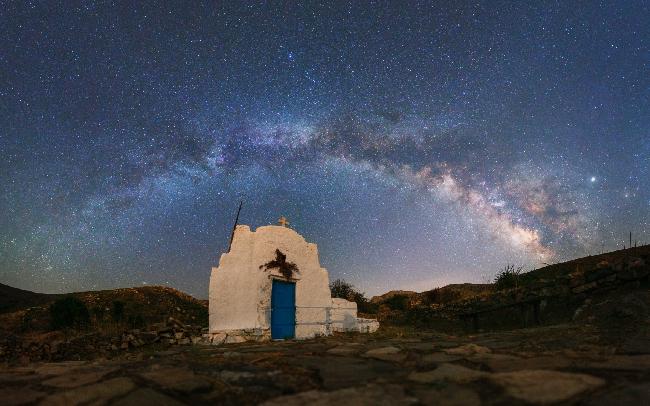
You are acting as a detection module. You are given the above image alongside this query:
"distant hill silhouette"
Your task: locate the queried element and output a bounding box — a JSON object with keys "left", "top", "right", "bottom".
{"left": 371, "top": 244, "right": 650, "bottom": 308}
{"left": 0, "top": 284, "right": 208, "bottom": 336}
{"left": 0, "top": 283, "right": 57, "bottom": 313}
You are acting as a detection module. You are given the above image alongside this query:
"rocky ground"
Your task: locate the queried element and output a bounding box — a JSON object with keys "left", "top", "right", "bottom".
{"left": 2, "top": 323, "right": 649, "bottom": 405}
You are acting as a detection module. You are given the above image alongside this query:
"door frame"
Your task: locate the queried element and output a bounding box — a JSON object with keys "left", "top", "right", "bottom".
{"left": 270, "top": 279, "right": 296, "bottom": 340}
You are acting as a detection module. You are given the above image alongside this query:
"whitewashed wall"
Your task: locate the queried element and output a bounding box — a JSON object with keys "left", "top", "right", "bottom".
{"left": 209, "top": 225, "right": 332, "bottom": 339}
{"left": 330, "top": 298, "right": 358, "bottom": 332}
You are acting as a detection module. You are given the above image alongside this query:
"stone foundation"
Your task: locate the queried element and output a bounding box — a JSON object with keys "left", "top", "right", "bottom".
{"left": 205, "top": 298, "right": 380, "bottom": 344}
{"left": 357, "top": 318, "right": 380, "bottom": 333}
{"left": 204, "top": 328, "right": 271, "bottom": 345}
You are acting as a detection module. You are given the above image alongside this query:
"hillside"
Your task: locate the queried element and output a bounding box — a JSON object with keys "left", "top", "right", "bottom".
{"left": 375, "top": 245, "right": 650, "bottom": 337}
{"left": 372, "top": 245, "right": 650, "bottom": 310}
{"left": 0, "top": 284, "right": 207, "bottom": 333}
{"left": 0, "top": 283, "right": 58, "bottom": 314}
{"left": 0, "top": 284, "right": 209, "bottom": 362}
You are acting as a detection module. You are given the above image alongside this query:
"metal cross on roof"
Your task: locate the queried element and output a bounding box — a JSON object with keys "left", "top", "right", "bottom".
{"left": 278, "top": 216, "right": 289, "bottom": 227}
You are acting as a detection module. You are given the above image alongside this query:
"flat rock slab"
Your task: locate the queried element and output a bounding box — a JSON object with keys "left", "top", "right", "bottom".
{"left": 403, "top": 342, "right": 438, "bottom": 352}
{"left": 290, "top": 355, "right": 402, "bottom": 390}
{"left": 39, "top": 377, "right": 136, "bottom": 406}
{"left": 0, "top": 371, "right": 41, "bottom": 384}
{"left": 218, "top": 370, "right": 256, "bottom": 382}
{"left": 326, "top": 346, "right": 360, "bottom": 356}
{"left": 413, "top": 384, "right": 482, "bottom": 406}
{"left": 444, "top": 344, "right": 491, "bottom": 356}
{"left": 0, "top": 388, "right": 47, "bottom": 406}
{"left": 585, "top": 382, "right": 650, "bottom": 406}
{"left": 112, "top": 388, "right": 186, "bottom": 406}
{"left": 408, "top": 363, "right": 488, "bottom": 384}
{"left": 362, "top": 346, "right": 407, "bottom": 362}
{"left": 260, "top": 384, "right": 417, "bottom": 406}
{"left": 419, "top": 352, "right": 464, "bottom": 364}
{"left": 478, "top": 355, "right": 572, "bottom": 372}
{"left": 489, "top": 369, "right": 605, "bottom": 404}
{"left": 41, "top": 367, "right": 118, "bottom": 388}
{"left": 32, "top": 362, "right": 88, "bottom": 377}
{"left": 583, "top": 355, "right": 650, "bottom": 371}
{"left": 140, "top": 367, "right": 212, "bottom": 393}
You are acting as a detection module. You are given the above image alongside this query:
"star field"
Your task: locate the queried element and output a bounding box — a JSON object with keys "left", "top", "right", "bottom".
{"left": 1, "top": 1, "right": 648, "bottom": 297}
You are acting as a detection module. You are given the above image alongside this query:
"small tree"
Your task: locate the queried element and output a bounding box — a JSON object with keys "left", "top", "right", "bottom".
{"left": 329, "top": 279, "right": 376, "bottom": 314}
{"left": 330, "top": 279, "right": 357, "bottom": 300}
{"left": 50, "top": 296, "right": 90, "bottom": 330}
{"left": 494, "top": 264, "right": 524, "bottom": 290}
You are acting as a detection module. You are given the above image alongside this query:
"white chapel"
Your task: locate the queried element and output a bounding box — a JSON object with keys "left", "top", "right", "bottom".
{"left": 207, "top": 218, "right": 378, "bottom": 343}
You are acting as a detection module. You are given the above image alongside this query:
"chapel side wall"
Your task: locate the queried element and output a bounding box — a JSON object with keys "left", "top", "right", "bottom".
{"left": 331, "top": 298, "right": 359, "bottom": 332}
{"left": 295, "top": 265, "right": 331, "bottom": 339}
{"left": 209, "top": 226, "right": 263, "bottom": 332}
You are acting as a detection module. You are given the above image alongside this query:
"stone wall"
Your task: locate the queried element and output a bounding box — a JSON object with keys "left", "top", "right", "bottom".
{"left": 383, "top": 253, "right": 649, "bottom": 332}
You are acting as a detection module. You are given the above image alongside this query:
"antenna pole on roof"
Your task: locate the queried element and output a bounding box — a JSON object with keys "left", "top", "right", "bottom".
{"left": 227, "top": 200, "right": 243, "bottom": 253}
{"left": 630, "top": 231, "right": 632, "bottom": 250}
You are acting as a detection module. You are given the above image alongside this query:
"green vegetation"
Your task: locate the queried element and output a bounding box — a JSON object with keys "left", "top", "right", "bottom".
{"left": 49, "top": 296, "right": 90, "bottom": 329}
{"left": 383, "top": 294, "right": 410, "bottom": 311}
{"left": 329, "top": 279, "right": 377, "bottom": 314}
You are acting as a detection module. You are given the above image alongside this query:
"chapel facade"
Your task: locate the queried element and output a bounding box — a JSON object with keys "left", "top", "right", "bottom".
{"left": 208, "top": 221, "right": 378, "bottom": 343}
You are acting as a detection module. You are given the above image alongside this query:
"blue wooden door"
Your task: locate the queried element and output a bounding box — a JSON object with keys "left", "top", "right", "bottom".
{"left": 271, "top": 280, "right": 295, "bottom": 339}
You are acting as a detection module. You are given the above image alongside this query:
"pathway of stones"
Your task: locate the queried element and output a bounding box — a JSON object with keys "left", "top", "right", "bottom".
{"left": 1, "top": 324, "right": 649, "bottom": 405}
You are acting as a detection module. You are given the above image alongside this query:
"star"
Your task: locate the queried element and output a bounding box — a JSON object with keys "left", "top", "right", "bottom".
{"left": 0, "top": 2, "right": 646, "bottom": 297}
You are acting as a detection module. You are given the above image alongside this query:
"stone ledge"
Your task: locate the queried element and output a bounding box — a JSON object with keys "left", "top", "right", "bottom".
{"left": 204, "top": 329, "right": 271, "bottom": 345}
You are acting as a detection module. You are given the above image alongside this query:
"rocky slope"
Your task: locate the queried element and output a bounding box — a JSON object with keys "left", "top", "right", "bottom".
{"left": 0, "top": 285, "right": 208, "bottom": 363}
{"left": 376, "top": 245, "right": 650, "bottom": 337}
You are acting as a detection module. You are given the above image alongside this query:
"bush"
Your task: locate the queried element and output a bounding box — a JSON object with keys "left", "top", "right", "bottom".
{"left": 50, "top": 296, "right": 90, "bottom": 329}
{"left": 494, "top": 264, "right": 524, "bottom": 290}
{"left": 330, "top": 279, "right": 357, "bottom": 300}
{"left": 260, "top": 249, "right": 299, "bottom": 279}
{"left": 384, "top": 294, "right": 410, "bottom": 311}
{"left": 111, "top": 300, "right": 125, "bottom": 322}
{"left": 330, "top": 279, "right": 377, "bottom": 314}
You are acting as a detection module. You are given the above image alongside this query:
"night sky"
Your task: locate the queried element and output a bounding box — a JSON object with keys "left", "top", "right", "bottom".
{"left": 1, "top": 2, "right": 648, "bottom": 298}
